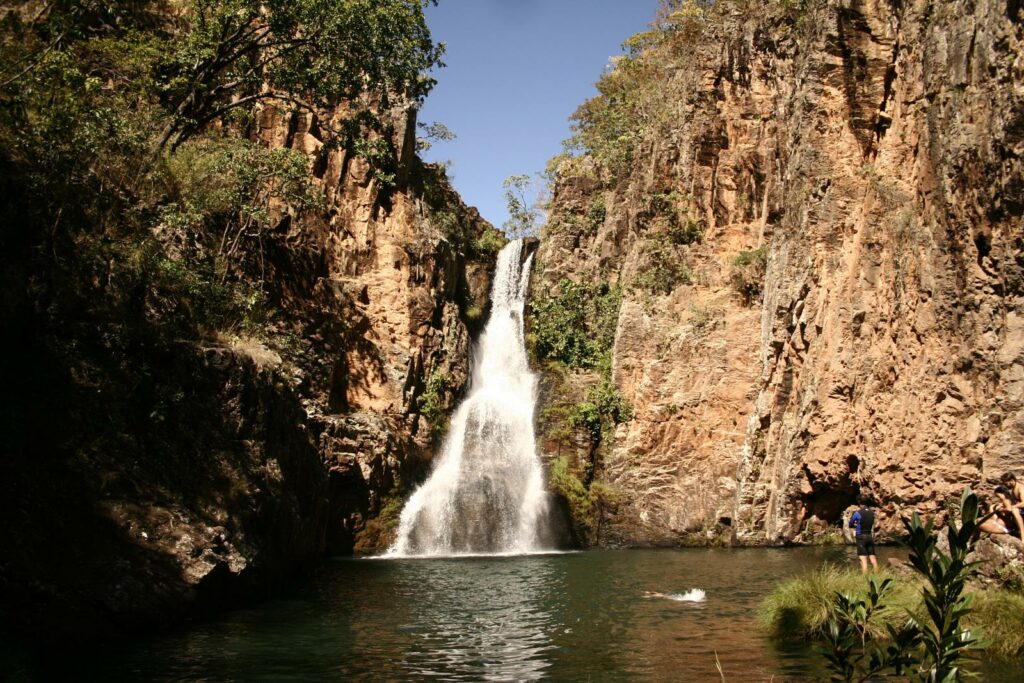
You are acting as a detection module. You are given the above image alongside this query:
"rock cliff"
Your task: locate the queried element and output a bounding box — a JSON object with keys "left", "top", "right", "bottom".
{"left": 534, "top": 0, "right": 1024, "bottom": 545}
{"left": 1, "top": 95, "right": 498, "bottom": 639}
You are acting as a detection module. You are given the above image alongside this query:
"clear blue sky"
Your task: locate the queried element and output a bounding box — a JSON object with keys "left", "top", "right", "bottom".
{"left": 419, "top": 0, "right": 660, "bottom": 229}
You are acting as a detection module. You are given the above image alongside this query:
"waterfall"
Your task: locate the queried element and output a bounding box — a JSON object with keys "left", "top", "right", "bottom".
{"left": 388, "top": 239, "right": 550, "bottom": 556}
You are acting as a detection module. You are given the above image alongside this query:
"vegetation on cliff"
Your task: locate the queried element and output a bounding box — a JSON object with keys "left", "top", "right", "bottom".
{"left": 0, "top": 0, "right": 488, "bottom": 637}
{"left": 1, "top": 0, "right": 444, "bottom": 368}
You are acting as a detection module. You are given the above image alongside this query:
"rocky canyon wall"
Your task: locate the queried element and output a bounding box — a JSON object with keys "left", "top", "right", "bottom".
{"left": 1, "top": 96, "right": 498, "bottom": 639}
{"left": 534, "top": 0, "right": 1024, "bottom": 545}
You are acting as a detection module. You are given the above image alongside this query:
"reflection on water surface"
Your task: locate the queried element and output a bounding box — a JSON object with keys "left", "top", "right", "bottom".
{"left": 46, "top": 547, "right": 1021, "bottom": 681}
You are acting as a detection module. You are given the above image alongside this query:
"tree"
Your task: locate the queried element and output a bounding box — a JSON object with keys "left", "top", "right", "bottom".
{"left": 159, "top": 0, "right": 444, "bottom": 147}
{"left": 502, "top": 173, "right": 541, "bottom": 239}
{"left": 415, "top": 120, "right": 455, "bottom": 152}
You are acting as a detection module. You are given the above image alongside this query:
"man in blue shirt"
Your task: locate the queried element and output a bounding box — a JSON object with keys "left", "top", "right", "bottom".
{"left": 849, "top": 495, "right": 878, "bottom": 573}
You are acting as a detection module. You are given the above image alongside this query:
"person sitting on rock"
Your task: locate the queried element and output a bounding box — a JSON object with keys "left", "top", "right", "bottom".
{"left": 977, "top": 496, "right": 1012, "bottom": 536}
{"left": 1000, "top": 472, "right": 1024, "bottom": 508}
{"left": 995, "top": 479, "right": 1024, "bottom": 538}
{"left": 849, "top": 495, "right": 879, "bottom": 574}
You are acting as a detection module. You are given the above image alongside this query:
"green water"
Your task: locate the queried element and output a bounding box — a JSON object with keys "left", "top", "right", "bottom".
{"left": 37, "top": 547, "right": 1021, "bottom": 681}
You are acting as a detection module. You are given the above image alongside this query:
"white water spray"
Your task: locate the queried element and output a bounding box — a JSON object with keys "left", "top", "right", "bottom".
{"left": 388, "top": 239, "right": 550, "bottom": 557}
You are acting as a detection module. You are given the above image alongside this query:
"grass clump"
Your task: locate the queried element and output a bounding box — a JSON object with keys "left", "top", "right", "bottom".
{"left": 759, "top": 566, "right": 920, "bottom": 641}
{"left": 970, "top": 590, "right": 1024, "bottom": 659}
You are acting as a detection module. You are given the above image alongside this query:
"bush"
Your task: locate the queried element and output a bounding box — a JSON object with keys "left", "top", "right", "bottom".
{"left": 587, "top": 197, "right": 607, "bottom": 232}
{"left": 729, "top": 246, "right": 768, "bottom": 304}
{"left": 528, "top": 279, "right": 621, "bottom": 369}
{"left": 570, "top": 376, "right": 633, "bottom": 443}
{"left": 547, "top": 456, "right": 615, "bottom": 538}
{"left": 634, "top": 236, "right": 693, "bottom": 295}
{"left": 417, "top": 369, "right": 451, "bottom": 431}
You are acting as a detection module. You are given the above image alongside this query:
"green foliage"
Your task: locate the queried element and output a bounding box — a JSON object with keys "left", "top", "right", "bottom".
{"left": 793, "top": 491, "right": 996, "bottom": 681}
{"left": 416, "top": 120, "right": 456, "bottom": 152}
{"left": 547, "top": 456, "right": 615, "bottom": 537}
{"left": 587, "top": 196, "right": 607, "bottom": 232}
{"left": 420, "top": 163, "right": 505, "bottom": 256}
{"left": 560, "top": 1, "right": 711, "bottom": 179}
{"left": 821, "top": 577, "right": 921, "bottom": 682}
{"left": 0, "top": 0, "right": 446, "bottom": 348}
{"left": 417, "top": 368, "right": 451, "bottom": 431}
{"left": 161, "top": 0, "right": 443, "bottom": 147}
{"left": 569, "top": 376, "right": 633, "bottom": 442}
{"left": 472, "top": 226, "right": 506, "bottom": 256}
{"left": 634, "top": 235, "right": 693, "bottom": 295}
{"left": 647, "top": 191, "right": 704, "bottom": 246}
{"left": 164, "top": 137, "right": 323, "bottom": 258}
{"left": 502, "top": 174, "right": 541, "bottom": 238}
{"left": 901, "top": 490, "right": 987, "bottom": 680}
{"left": 528, "top": 279, "right": 622, "bottom": 370}
{"left": 729, "top": 246, "right": 768, "bottom": 304}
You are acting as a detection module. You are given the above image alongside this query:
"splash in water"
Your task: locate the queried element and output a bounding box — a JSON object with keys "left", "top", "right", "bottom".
{"left": 387, "top": 239, "right": 550, "bottom": 557}
{"left": 644, "top": 589, "right": 706, "bottom": 603}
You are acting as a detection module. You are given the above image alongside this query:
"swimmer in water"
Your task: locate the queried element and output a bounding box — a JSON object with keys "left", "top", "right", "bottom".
{"left": 643, "top": 589, "right": 706, "bottom": 602}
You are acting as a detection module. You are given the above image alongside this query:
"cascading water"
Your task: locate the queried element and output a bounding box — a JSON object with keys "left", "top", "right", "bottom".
{"left": 388, "top": 239, "right": 550, "bottom": 556}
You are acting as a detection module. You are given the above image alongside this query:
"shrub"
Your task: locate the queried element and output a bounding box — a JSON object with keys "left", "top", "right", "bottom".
{"left": 570, "top": 376, "right": 633, "bottom": 443}
{"left": 587, "top": 197, "right": 607, "bottom": 232}
{"left": 665, "top": 214, "right": 704, "bottom": 245}
{"left": 529, "top": 279, "right": 621, "bottom": 369}
{"left": 472, "top": 226, "right": 506, "bottom": 255}
{"left": 729, "top": 246, "right": 768, "bottom": 304}
{"left": 547, "top": 456, "right": 615, "bottom": 538}
{"left": 417, "top": 369, "right": 451, "bottom": 431}
{"left": 634, "top": 236, "right": 693, "bottom": 295}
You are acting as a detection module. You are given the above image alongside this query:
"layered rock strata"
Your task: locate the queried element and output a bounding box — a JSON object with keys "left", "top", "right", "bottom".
{"left": 535, "top": 0, "right": 1024, "bottom": 545}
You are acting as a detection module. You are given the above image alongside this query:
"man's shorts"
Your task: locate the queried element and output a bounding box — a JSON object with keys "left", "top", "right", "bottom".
{"left": 855, "top": 534, "right": 875, "bottom": 557}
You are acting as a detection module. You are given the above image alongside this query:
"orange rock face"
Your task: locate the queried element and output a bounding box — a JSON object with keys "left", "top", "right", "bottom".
{"left": 535, "top": 0, "right": 1024, "bottom": 545}
{"left": 252, "top": 102, "right": 500, "bottom": 552}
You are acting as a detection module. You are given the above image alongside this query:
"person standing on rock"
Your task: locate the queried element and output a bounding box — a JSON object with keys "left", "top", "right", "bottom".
{"left": 849, "top": 495, "right": 878, "bottom": 573}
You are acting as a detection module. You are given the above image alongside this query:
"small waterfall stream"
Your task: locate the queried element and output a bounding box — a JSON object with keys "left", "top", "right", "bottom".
{"left": 388, "top": 239, "right": 550, "bottom": 556}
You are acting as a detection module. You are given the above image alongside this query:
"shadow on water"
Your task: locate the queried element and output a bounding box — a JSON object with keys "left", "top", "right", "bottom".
{"left": 38, "top": 547, "right": 1022, "bottom": 682}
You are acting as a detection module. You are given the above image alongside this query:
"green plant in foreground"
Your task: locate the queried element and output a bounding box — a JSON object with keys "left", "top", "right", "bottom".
{"left": 821, "top": 577, "right": 920, "bottom": 682}
{"left": 821, "top": 489, "right": 988, "bottom": 682}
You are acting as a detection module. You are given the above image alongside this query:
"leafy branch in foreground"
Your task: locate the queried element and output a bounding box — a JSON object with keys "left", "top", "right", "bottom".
{"left": 821, "top": 489, "right": 988, "bottom": 682}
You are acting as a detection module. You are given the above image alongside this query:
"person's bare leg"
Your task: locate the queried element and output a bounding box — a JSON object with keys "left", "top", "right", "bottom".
{"left": 859, "top": 556, "right": 868, "bottom": 574}
{"left": 869, "top": 555, "right": 879, "bottom": 571}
